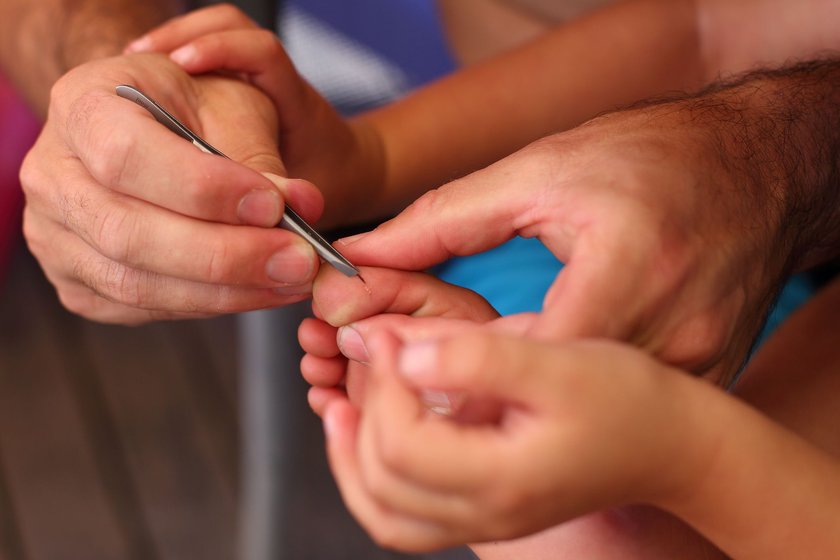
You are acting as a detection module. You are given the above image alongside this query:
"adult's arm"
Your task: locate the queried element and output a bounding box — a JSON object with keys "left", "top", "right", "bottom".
{"left": 340, "top": 58, "right": 840, "bottom": 379}
{"left": 0, "top": 0, "right": 184, "bottom": 114}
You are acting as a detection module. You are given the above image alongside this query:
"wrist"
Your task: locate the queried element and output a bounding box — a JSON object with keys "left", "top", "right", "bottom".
{"left": 640, "top": 370, "right": 727, "bottom": 512}
{"left": 652, "top": 383, "right": 840, "bottom": 559}
{"left": 694, "top": 60, "right": 840, "bottom": 271}
{"left": 313, "top": 115, "right": 388, "bottom": 228}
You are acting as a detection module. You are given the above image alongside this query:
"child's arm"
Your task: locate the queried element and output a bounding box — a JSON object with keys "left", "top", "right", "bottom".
{"left": 129, "top": 0, "right": 840, "bottom": 227}
{"left": 322, "top": 328, "right": 840, "bottom": 558}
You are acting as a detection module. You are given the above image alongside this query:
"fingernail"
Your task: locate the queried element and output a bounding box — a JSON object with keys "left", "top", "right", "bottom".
{"left": 238, "top": 189, "right": 281, "bottom": 227}
{"left": 323, "top": 404, "right": 339, "bottom": 439}
{"left": 419, "top": 390, "right": 464, "bottom": 416}
{"left": 266, "top": 244, "right": 315, "bottom": 284}
{"left": 337, "top": 326, "right": 369, "bottom": 363}
{"left": 398, "top": 341, "right": 438, "bottom": 381}
{"left": 170, "top": 44, "right": 197, "bottom": 65}
{"left": 337, "top": 231, "right": 369, "bottom": 246}
{"left": 262, "top": 172, "right": 291, "bottom": 189}
{"left": 124, "top": 35, "right": 152, "bottom": 53}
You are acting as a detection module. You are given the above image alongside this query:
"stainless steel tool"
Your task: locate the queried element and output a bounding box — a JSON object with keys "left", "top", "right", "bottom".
{"left": 116, "top": 84, "right": 360, "bottom": 278}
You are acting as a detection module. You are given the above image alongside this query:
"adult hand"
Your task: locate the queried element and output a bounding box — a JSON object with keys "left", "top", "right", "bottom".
{"left": 20, "top": 53, "right": 324, "bottom": 324}
{"left": 125, "top": 4, "right": 386, "bottom": 228}
{"left": 322, "top": 330, "right": 717, "bottom": 552}
{"left": 335, "top": 106, "right": 797, "bottom": 382}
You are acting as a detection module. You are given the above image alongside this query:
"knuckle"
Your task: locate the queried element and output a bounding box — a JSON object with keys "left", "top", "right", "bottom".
{"left": 90, "top": 202, "right": 139, "bottom": 264}
{"left": 20, "top": 209, "right": 45, "bottom": 253}
{"left": 408, "top": 188, "right": 444, "bottom": 218}
{"left": 376, "top": 430, "right": 410, "bottom": 475}
{"left": 215, "top": 3, "right": 252, "bottom": 26}
{"left": 661, "top": 312, "right": 729, "bottom": 372}
{"left": 55, "top": 284, "right": 103, "bottom": 321}
{"left": 18, "top": 148, "right": 47, "bottom": 199}
{"left": 203, "top": 241, "right": 233, "bottom": 284}
{"left": 47, "top": 72, "right": 74, "bottom": 113}
{"left": 367, "top": 523, "right": 404, "bottom": 551}
{"left": 64, "top": 89, "right": 103, "bottom": 141}
{"left": 254, "top": 29, "right": 282, "bottom": 54}
{"left": 84, "top": 127, "right": 134, "bottom": 190}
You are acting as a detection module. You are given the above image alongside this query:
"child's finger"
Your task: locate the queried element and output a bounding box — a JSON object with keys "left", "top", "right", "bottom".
{"left": 125, "top": 4, "right": 259, "bottom": 54}
{"left": 336, "top": 315, "right": 479, "bottom": 363}
{"left": 307, "top": 386, "right": 346, "bottom": 418}
{"left": 168, "top": 29, "right": 290, "bottom": 78}
{"left": 398, "top": 331, "right": 572, "bottom": 406}
{"left": 300, "top": 354, "right": 347, "bottom": 388}
{"left": 357, "top": 332, "right": 503, "bottom": 494}
{"left": 335, "top": 312, "right": 539, "bottom": 364}
{"left": 314, "top": 265, "right": 499, "bottom": 328}
{"left": 298, "top": 317, "right": 340, "bottom": 358}
{"left": 351, "top": 339, "right": 490, "bottom": 527}
{"left": 324, "top": 363, "right": 470, "bottom": 552}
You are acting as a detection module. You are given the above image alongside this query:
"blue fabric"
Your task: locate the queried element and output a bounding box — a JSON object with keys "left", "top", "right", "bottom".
{"left": 433, "top": 237, "right": 563, "bottom": 316}
{"left": 287, "top": 0, "right": 455, "bottom": 87}
{"left": 756, "top": 273, "right": 813, "bottom": 346}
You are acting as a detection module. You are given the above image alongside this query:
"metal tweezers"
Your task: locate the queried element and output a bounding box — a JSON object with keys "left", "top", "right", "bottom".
{"left": 115, "top": 84, "right": 360, "bottom": 278}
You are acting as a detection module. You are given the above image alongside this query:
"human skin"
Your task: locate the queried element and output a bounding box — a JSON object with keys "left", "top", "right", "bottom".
{"left": 138, "top": 0, "right": 840, "bottom": 226}
{"left": 298, "top": 265, "right": 840, "bottom": 558}
{"left": 299, "top": 58, "right": 840, "bottom": 555}
{"left": 10, "top": 0, "right": 840, "bottom": 323}
{"left": 1, "top": 0, "right": 329, "bottom": 323}
{"left": 0, "top": 0, "right": 183, "bottom": 114}
{"left": 331, "top": 59, "right": 840, "bottom": 382}
{"left": 19, "top": 54, "right": 325, "bottom": 323}
{"left": 320, "top": 312, "right": 840, "bottom": 558}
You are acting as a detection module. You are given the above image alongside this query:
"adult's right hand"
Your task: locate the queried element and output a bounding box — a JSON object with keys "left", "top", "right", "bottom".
{"left": 20, "top": 53, "right": 324, "bottom": 324}
{"left": 336, "top": 102, "right": 802, "bottom": 383}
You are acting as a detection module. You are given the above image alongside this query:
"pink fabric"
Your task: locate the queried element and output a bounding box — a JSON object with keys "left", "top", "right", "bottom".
{"left": 0, "top": 73, "right": 40, "bottom": 278}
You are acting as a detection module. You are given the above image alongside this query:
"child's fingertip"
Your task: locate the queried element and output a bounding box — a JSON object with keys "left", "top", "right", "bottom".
{"left": 124, "top": 35, "right": 153, "bottom": 53}
{"left": 398, "top": 340, "right": 439, "bottom": 382}
{"left": 170, "top": 44, "right": 197, "bottom": 66}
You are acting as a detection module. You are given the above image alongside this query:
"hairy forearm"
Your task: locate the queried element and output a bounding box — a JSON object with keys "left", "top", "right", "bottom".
{"left": 0, "top": 0, "right": 184, "bottom": 114}
{"left": 682, "top": 59, "right": 840, "bottom": 271}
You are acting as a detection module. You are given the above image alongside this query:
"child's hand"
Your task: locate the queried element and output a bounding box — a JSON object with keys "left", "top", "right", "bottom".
{"left": 125, "top": 4, "right": 385, "bottom": 227}
{"left": 299, "top": 264, "right": 506, "bottom": 415}
{"left": 298, "top": 265, "right": 502, "bottom": 415}
{"left": 322, "top": 330, "right": 716, "bottom": 552}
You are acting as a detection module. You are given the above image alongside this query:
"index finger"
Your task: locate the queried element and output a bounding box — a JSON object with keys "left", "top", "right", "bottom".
{"left": 65, "top": 89, "right": 313, "bottom": 227}
{"left": 361, "top": 332, "right": 502, "bottom": 493}
{"left": 337, "top": 150, "right": 560, "bottom": 271}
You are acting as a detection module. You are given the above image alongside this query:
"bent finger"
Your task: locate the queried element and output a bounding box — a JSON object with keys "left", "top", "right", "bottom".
{"left": 336, "top": 156, "right": 551, "bottom": 270}
{"left": 324, "top": 398, "right": 465, "bottom": 552}
{"left": 74, "top": 90, "right": 303, "bottom": 227}
{"left": 313, "top": 265, "right": 499, "bottom": 328}
{"left": 125, "top": 4, "right": 259, "bottom": 54}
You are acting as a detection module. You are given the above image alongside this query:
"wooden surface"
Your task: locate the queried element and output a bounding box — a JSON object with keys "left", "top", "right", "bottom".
{"left": 0, "top": 242, "right": 474, "bottom": 560}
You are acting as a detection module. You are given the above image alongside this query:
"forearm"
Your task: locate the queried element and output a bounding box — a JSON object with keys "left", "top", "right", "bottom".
{"left": 659, "top": 377, "right": 840, "bottom": 559}
{"left": 0, "top": 0, "right": 184, "bottom": 114}
{"left": 677, "top": 59, "right": 840, "bottom": 271}
{"left": 354, "top": 0, "right": 706, "bottom": 217}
